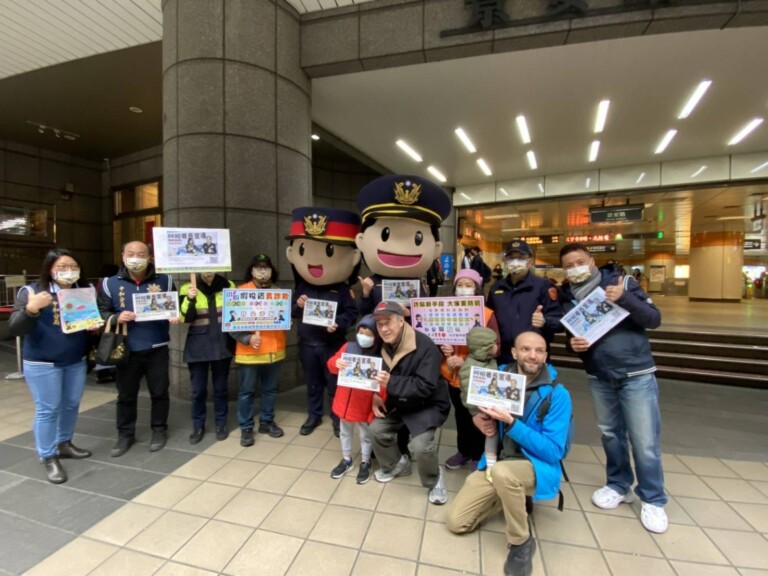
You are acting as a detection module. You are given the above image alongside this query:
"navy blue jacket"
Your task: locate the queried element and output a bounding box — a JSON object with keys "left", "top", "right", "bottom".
{"left": 292, "top": 281, "right": 358, "bottom": 348}
{"left": 9, "top": 282, "right": 90, "bottom": 367}
{"left": 97, "top": 265, "right": 175, "bottom": 352}
{"left": 559, "top": 270, "right": 661, "bottom": 381}
{"left": 487, "top": 272, "right": 563, "bottom": 364}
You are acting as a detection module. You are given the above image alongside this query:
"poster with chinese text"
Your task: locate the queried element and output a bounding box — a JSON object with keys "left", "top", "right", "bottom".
{"left": 467, "top": 366, "right": 526, "bottom": 416}
{"left": 337, "top": 353, "right": 382, "bottom": 392}
{"left": 381, "top": 279, "right": 420, "bottom": 305}
{"left": 132, "top": 291, "right": 179, "bottom": 322}
{"left": 409, "top": 296, "right": 485, "bottom": 345}
{"left": 222, "top": 289, "right": 292, "bottom": 332}
{"left": 152, "top": 227, "right": 231, "bottom": 273}
{"left": 559, "top": 287, "right": 629, "bottom": 344}
{"left": 302, "top": 298, "right": 338, "bottom": 327}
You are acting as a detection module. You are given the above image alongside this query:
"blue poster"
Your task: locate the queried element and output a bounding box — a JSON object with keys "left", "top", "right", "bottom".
{"left": 440, "top": 254, "right": 454, "bottom": 280}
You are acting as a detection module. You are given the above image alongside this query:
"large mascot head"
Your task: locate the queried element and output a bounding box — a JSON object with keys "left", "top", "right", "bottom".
{"left": 356, "top": 175, "right": 452, "bottom": 278}
{"left": 285, "top": 207, "right": 362, "bottom": 286}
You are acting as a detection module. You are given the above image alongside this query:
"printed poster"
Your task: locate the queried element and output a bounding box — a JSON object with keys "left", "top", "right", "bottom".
{"left": 381, "top": 279, "right": 420, "bottom": 305}
{"left": 57, "top": 287, "right": 104, "bottom": 334}
{"left": 222, "top": 289, "right": 291, "bottom": 332}
{"left": 302, "top": 298, "right": 337, "bottom": 327}
{"left": 559, "top": 287, "right": 629, "bottom": 344}
{"left": 132, "top": 291, "right": 179, "bottom": 322}
{"left": 152, "top": 227, "right": 232, "bottom": 273}
{"left": 467, "top": 366, "right": 526, "bottom": 416}
{"left": 337, "top": 353, "right": 382, "bottom": 392}
{"left": 410, "top": 296, "right": 485, "bottom": 345}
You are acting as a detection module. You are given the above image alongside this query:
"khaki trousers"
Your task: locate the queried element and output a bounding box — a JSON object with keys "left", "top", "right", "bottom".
{"left": 446, "top": 460, "right": 536, "bottom": 545}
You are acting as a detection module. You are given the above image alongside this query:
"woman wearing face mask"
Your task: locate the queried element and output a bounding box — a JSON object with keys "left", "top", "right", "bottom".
{"left": 439, "top": 269, "right": 502, "bottom": 471}
{"left": 230, "top": 255, "right": 286, "bottom": 446}
{"left": 8, "top": 249, "right": 94, "bottom": 484}
{"left": 179, "top": 271, "right": 236, "bottom": 444}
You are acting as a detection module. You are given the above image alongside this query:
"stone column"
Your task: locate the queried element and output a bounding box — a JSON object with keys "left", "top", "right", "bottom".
{"left": 688, "top": 229, "right": 744, "bottom": 302}
{"left": 162, "top": 0, "right": 311, "bottom": 398}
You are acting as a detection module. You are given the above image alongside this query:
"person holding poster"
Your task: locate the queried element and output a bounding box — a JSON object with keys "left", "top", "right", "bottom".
{"left": 326, "top": 315, "right": 387, "bottom": 485}
{"left": 230, "top": 255, "right": 286, "bottom": 446}
{"left": 439, "top": 269, "right": 501, "bottom": 472}
{"left": 8, "top": 249, "right": 95, "bottom": 484}
{"left": 180, "top": 271, "right": 236, "bottom": 444}
{"left": 286, "top": 208, "right": 361, "bottom": 437}
{"left": 559, "top": 242, "right": 667, "bottom": 534}
{"left": 98, "top": 241, "right": 176, "bottom": 458}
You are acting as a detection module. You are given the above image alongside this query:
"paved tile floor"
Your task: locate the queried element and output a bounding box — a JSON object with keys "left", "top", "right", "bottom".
{"left": 0, "top": 352, "right": 767, "bottom": 575}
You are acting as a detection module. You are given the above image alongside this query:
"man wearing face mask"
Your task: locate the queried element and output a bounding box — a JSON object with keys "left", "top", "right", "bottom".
{"left": 558, "top": 243, "right": 667, "bottom": 534}
{"left": 487, "top": 240, "right": 563, "bottom": 365}
{"left": 98, "top": 241, "right": 176, "bottom": 457}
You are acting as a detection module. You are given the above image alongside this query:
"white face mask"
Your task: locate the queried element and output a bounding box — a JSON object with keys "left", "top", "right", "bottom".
{"left": 506, "top": 259, "right": 528, "bottom": 275}
{"left": 356, "top": 333, "right": 375, "bottom": 348}
{"left": 54, "top": 270, "right": 79, "bottom": 285}
{"left": 252, "top": 268, "right": 271, "bottom": 282}
{"left": 125, "top": 257, "right": 148, "bottom": 272}
{"left": 455, "top": 286, "right": 475, "bottom": 297}
{"left": 566, "top": 265, "right": 592, "bottom": 284}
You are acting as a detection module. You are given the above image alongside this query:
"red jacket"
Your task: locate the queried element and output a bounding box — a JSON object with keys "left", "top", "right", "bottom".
{"left": 328, "top": 342, "right": 388, "bottom": 424}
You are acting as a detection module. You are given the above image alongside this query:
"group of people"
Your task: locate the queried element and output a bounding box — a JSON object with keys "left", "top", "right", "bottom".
{"left": 9, "top": 174, "right": 669, "bottom": 576}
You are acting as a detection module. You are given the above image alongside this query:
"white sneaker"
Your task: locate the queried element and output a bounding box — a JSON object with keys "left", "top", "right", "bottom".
{"left": 374, "top": 455, "right": 413, "bottom": 483}
{"left": 591, "top": 486, "right": 635, "bottom": 509}
{"left": 641, "top": 503, "right": 668, "bottom": 533}
{"left": 428, "top": 466, "right": 447, "bottom": 505}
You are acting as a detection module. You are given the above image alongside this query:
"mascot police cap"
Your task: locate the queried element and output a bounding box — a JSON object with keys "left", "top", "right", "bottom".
{"left": 285, "top": 207, "right": 361, "bottom": 246}
{"left": 358, "top": 175, "right": 452, "bottom": 226}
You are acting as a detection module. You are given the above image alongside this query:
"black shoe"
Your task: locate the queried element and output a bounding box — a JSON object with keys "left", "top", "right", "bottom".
{"left": 356, "top": 461, "right": 372, "bottom": 484}
{"left": 330, "top": 458, "right": 354, "bottom": 479}
{"left": 57, "top": 440, "right": 92, "bottom": 459}
{"left": 216, "top": 426, "right": 229, "bottom": 441}
{"left": 149, "top": 430, "right": 167, "bottom": 452}
{"left": 299, "top": 418, "right": 322, "bottom": 436}
{"left": 241, "top": 428, "right": 255, "bottom": 447}
{"left": 504, "top": 537, "right": 537, "bottom": 576}
{"left": 333, "top": 425, "right": 340, "bottom": 438}
{"left": 111, "top": 436, "right": 135, "bottom": 458}
{"left": 189, "top": 428, "right": 205, "bottom": 445}
{"left": 43, "top": 457, "right": 67, "bottom": 484}
{"left": 258, "top": 421, "right": 284, "bottom": 438}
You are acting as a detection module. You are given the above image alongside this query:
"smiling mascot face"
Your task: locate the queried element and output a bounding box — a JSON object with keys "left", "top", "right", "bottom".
{"left": 286, "top": 238, "right": 360, "bottom": 286}
{"left": 355, "top": 218, "right": 441, "bottom": 278}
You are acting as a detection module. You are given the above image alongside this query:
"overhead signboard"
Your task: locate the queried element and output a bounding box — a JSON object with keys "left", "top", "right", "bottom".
{"left": 586, "top": 244, "right": 617, "bottom": 253}
{"left": 744, "top": 239, "right": 762, "bottom": 250}
{"left": 589, "top": 204, "right": 644, "bottom": 224}
{"left": 513, "top": 235, "right": 561, "bottom": 245}
{"left": 566, "top": 234, "right": 614, "bottom": 243}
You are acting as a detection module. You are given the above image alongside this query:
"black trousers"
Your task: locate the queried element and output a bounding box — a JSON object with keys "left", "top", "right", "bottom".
{"left": 189, "top": 358, "right": 231, "bottom": 429}
{"left": 448, "top": 381, "right": 486, "bottom": 461}
{"left": 299, "top": 342, "right": 339, "bottom": 426}
{"left": 116, "top": 346, "right": 170, "bottom": 438}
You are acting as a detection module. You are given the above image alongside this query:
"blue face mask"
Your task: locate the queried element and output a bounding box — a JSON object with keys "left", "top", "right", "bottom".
{"left": 357, "top": 333, "right": 375, "bottom": 348}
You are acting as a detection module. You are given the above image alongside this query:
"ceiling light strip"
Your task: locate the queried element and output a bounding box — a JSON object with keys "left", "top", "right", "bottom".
{"left": 594, "top": 100, "right": 610, "bottom": 133}
{"left": 655, "top": 129, "right": 677, "bottom": 154}
{"left": 476, "top": 158, "right": 492, "bottom": 176}
{"left": 690, "top": 165, "right": 707, "bottom": 178}
{"left": 678, "top": 80, "right": 712, "bottom": 119}
{"left": 589, "top": 140, "right": 600, "bottom": 162}
{"left": 516, "top": 115, "right": 531, "bottom": 144}
{"left": 751, "top": 161, "right": 768, "bottom": 174}
{"left": 427, "top": 166, "right": 447, "bottom": 183}
{"left": 395, "top": 139, "right": 423, "bottom": 162}
{"left": 728, "top": 118, "right": 764, "bottom": 145}
{"left": 454, "top": 128, "right": 477, "bottom": 153}
{"left": 526, "top": 150, "right": 538, "bottom": 170}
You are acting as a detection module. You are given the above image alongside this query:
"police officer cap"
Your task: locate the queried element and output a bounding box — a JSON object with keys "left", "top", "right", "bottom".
{"left": 504, "top": 240, "right": 533, "bottom": 257}
{"left": 358, "top": 175, "right": 452, "bottom": 226}
{"left": 285, "top": 207, "right": 361, "bottom": 246}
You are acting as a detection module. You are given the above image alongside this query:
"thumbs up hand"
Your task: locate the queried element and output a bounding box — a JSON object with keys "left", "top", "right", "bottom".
{"left": 531, "top": 304, "right": 545, "bottom": 328}
{"left": 358, "top": 276, "right": 374, "bottom": 298}
{"left": 605, "top": 277, "right": 625, "bottom": 302}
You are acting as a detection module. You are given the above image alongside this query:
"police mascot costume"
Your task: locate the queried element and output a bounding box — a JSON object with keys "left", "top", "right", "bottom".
{"left": 286, "top": 208, "right": 361, "bottom": 436}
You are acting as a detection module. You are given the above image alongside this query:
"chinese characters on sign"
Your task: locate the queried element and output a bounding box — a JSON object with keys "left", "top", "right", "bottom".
{"left": 410, "top": 296, "right": 485, "bottom": 345}
{"left": 153, "top": 227, "right": 232, "bottom": 274}
{"left": 222, "top": 289, "right": 292, "bottom": 332}
{"left": 338, "top": 353, "right": 383, "bottom": 392}
{"left": 467, "top": 366, "right": 526, "bottom": 416}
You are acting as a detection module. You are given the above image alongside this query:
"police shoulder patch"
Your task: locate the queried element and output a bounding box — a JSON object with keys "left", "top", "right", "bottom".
{"left": 494, "top": 290, "right": 504, "bottom": 294}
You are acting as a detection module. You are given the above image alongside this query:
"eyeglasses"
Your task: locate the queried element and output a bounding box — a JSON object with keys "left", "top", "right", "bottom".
{"left": 53, "top": 265, "right": 80, "bottom": 271}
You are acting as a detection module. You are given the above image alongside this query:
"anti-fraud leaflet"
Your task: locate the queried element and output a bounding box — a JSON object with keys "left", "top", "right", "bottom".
{"left": 560, "top": 287, "right": 629, "bottom": 344}
{"left": 410, "top": 296, "right": 485, "bottom": 345}
{"left": 467, "top": 366, "right": 526, "bottom": 416}
{"left": 57, "top": 287, "right": 104, "bottom": 334}
{"left": 153, "top": 227, "right": 232, "bottom": 273}
{"left": 381, "top": 279, "right": 420, "bottom": 305}
{"left": 132, "top": 291, "right": 179, "bottom": 322}
{"left": 302, "top": 298, "right": 337, "bottom": 328}
{"left": 337, "top": 353, "right": 382, "bottom": 392}
{"left": 222, "top": 289, "right": 291, "bottom": 332}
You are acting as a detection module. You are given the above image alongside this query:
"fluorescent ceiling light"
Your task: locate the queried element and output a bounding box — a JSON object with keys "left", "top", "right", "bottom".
{"left": 691, "top": 165, "right": 707, "bottom": 178}
{"left": 678, "top": 80, "right": 712, "bottom": 119}
{"left": 654, "top": 129, "right": 677, "bottom": 154}
{"left": 585, "top": 177, "right": 591, "bottom": 188}
{"left": 716, "top": 215, "right": 752, "bottom": 221}
{"left": 476, "top": 158, "right": 492, "bottom": 176}
{"left": 636, "top": 172, "right": 646, "bottom": 184}
{"left": 427, "top": 166, "right": 447, "bottom": 183}
{"left": 454, "top": 128, "right": 477, "bottom": 153}
{"left": 537, "top": 182, "right": 544, "bottom": 193}
{"left": 516, "top": 115, "right": 531, "bottom": 144}
{"left": 728, "top": 118, "right": 764, "bottom": 145}
{"left": 396, "top": 139, "right": 423, "bottom": 162}
{"left": 751, "top": 161, "right": 768, "bottom": 173}
{"left": 311, "top": 134, "right": 320, "bottom": 141}
{"left": 498, "top": 188, "right": 509, "bottom": 196}
{"left": 502, "top": 227, "right": 525, "bottom": 232}
{"left": 526, "top": 150, "right": 538, "bottom": 170}
{"left": 589, "top": 140, "right": 600, "bottom": 162}
{"left": 460, "top": 192, "right": 472, "bottom": 200}
{"left": 594, "top": 100, "right": 610, "bottom": 133}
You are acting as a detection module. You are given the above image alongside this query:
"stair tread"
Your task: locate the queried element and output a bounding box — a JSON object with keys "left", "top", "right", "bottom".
{"left": 550, "top": 356, "right": 767, "bottom": 381}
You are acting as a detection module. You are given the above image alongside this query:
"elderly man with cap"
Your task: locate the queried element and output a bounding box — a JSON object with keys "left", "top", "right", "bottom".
{"left": 286, "top": 207, "right": 361, "bottom": 437}
{"left": 369, "top": 300, "right": 451, "bottom": 505}
{"left": 487, "top": 240, "right": 563, "bottom": 365}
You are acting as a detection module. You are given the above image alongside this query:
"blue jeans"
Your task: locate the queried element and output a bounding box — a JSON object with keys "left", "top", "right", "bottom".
{"left": 589, "top": 372, "right": 667, "bottom": 505}
{"left": 237, "top": 362, "right": 282, "bottom": 430}
{"left": 24, "top": 359, "right": 87, "bottom": 460}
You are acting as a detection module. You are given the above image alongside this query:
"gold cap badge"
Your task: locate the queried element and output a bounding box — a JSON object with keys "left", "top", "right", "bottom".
{"left": 394, "top": 181, "right": 421, "bottom": 206}
{"left": 303, "top": 213, "right": 328, "bottom": 236}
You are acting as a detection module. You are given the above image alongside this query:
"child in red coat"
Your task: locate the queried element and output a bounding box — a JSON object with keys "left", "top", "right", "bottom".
{"left": 327, "top": 315, "right": 387, "bottom": 484}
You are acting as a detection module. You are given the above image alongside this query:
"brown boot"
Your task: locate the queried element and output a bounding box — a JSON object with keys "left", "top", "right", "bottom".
{"left": 43, "top": 457, "right": 67, "bottom": 484}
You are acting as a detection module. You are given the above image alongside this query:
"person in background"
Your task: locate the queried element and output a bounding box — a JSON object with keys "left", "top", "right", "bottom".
{"left": 9, "top": 248, "right": 94, "bottom": 484}
{"left": 230, "top": 255, "right": 286, "bottom": 446}
{"left": 426, "top": 258, "right": 444, "bottom": 297}
{"left": 179, "top": 271, "right": 236, "bottom": 444}
{"left": 492, "top": 263, "right": 503, "bottom": 283}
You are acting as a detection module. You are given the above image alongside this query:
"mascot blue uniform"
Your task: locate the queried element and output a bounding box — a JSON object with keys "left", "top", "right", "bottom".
{"left": 286, "top": 208, "right": 361, "bottom": 436}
